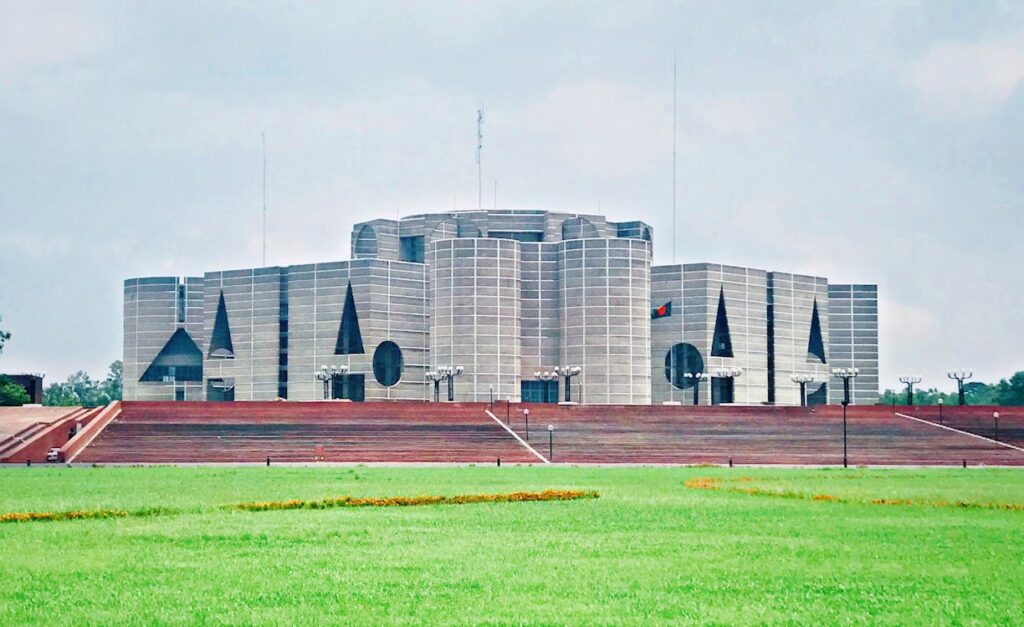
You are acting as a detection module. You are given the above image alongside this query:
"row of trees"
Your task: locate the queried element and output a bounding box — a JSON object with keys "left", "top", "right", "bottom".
{"left": 43, "top": 361, "right": 123, "bottom": 407}
{"left": 1, "top": 313, "right": 124, "bottom": 407}
{"left": 0, "top": 316, "right": 26, "bottom": 405}
{"left": 880, "top": 372, "right": 1024, "bottom": 406}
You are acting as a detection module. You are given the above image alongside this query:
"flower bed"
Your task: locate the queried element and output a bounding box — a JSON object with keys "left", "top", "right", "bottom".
{"left": 684, "top": 476, "right": 1024, "bottom": 512}
{"left": 231, "top": 489, "right": 600, "bottom": 512}
{"left": 0, "top": 491, "right": 598, "bottom": 524}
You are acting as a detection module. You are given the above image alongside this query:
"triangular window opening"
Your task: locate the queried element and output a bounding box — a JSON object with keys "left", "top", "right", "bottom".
{"left": 335, "top": 282, "right": 365, "bottom": 355}
{"left": 807, "top": 299, "right": 826, "bottom": 363}
{"left": 208, "top": 291, "right": 235, "bottom": 358}
{"left": 140, "top": 329, "right": 203, "bottom": 382}
{"left": 711, "top": 287, "right": 734, "bottom": 358}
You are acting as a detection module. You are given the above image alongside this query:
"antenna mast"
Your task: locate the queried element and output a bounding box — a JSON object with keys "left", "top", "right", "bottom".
{"left": 476, "top": 108, "right": 484, "bottom": 211}
{"left": 672, "top": 50, "right": 677, "bottom": 265}
{"left": 261, "top": 132, "right": 267, "bottom": 266}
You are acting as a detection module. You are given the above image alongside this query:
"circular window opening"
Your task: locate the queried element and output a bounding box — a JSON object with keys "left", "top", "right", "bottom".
{"left": 664, "top": 343, "right": 704, "bottom": 389}
{"left": 372, "top": 341, "right": 404, "bottom": 387}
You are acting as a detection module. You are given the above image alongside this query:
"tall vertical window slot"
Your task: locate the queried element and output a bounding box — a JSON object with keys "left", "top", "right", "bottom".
{"left": 177, "top": 283, "right": 186, "bottom": 324}
{"left": 278, "top": 271, "right": 289, "bottom": 399}
{"left": 766, "top": 277, "right": 776, "bottom": 403}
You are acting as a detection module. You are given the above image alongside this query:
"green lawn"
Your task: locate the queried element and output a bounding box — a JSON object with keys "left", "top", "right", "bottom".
{"left": 1, "top": 465, "right": 1023, "bottom": 624}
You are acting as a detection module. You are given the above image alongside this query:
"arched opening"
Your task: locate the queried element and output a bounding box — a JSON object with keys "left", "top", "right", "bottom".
{"left": 372, "top": 341, "right": 404, "bottom": 387}
{"left": 562, "top": 217, "right": 600, "bottom": 240}
{"left": 353, "top": 225, "right": 378, "bottom": 258}
{"left": 664, "top": 343, "right": 704, "bottom": 389}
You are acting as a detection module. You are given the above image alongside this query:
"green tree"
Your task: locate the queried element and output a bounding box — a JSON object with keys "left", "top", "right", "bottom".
{"left": 100, "top": 360, "right": 123, "bottom": 403}
{"left": 879, "top": 374, "right": 1024, "bottom": 406}
{"left": 993, "top": 372, "right": 1024, "bottom": 406}
{"left": 0, "top": 375, "right": 31, "bottom": 406}
{"left": 43, "top": 362, "right": 123, "bottom": 407}
{"left": 0, "top": 315, "right": 10, "bottom": 355}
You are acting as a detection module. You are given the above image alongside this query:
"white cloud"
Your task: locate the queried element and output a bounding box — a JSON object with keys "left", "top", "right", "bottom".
{"left": 0, "top": 3, "right": 106, "bottom": 82}
{"left": 909, "top": 34, "right": 1024, "bottom": 116}
{"left": 690, "top": 93, "right": 791, "bottom": 137}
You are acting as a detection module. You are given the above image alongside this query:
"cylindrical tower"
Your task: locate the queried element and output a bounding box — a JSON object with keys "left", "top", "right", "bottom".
{"left": 429, "top": 238, "right": 521, "bottom": 402}
{"left": 558, "top": 238, "right": 651, "bottom": 404}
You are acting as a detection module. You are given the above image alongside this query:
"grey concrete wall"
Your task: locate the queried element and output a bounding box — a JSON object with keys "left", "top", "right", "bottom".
{"left": 768, "top": 272, "right": 831, "bottom": 405}
{"left": 559, "top": 238, "right": 651, "bottom": 405}
{"left": 286, "top": 260, "right": 428, "bottom": 401}
{"left": 828, "top": 284, "right": 879, "bottom": 405}
{"left": 123, "top": 276, "right": 204, "bottom": 401}
{"left": 650, "top": 264, "right": 767, "bottom": 405}
{"left": 429, "top": 238, "right": 521, "bottom": 402}
{"left": 519, "top": 242, "right": 561, "bottom": 384}
{"left": 351, "top": 220, "right": 399, "bottom": 261}
{"left": 202, "top": 267, "right": 283, "bottom": 401}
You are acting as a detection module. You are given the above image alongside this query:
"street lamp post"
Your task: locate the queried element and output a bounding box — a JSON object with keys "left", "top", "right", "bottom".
{"left": 316, "top": 367, "right": 331, "bottom": 400}
{"left": 523, "top": 408, "right": 530, "bottom": 440}
{"left": 712, "top": 367, "right": 743, "bottom": 405}
{"left": 534, "top": 370, "right": 559, "bottom": 403}
{"left": 832, "top": 367, "right": 859, "bottom": 468}
{"left": 425, "top": 370, "right": 445, "bottom": 402}
{"left": 938, "top": 398, "right": 944, "bottom": 424}
{"left": 489, "top": 385, "right": 494, "bottom": 409}
{"left": 684, "top": 372, "right": 709, "bottom": 405}
{"left": 899, "top": 376, "right": 922, "bottom": 406}
{"left": 547, "top": 424, "right": 554, "bottom": 461}
{"left": 553, "top": 366, "right": 582, "bottom": 403}
{"left": 947, "top": 370, "right": 973, "bottom": 406}
{"left": 315, "top": 365, "right": 348, "bottom": 400}
{"left": 994, "top": 411, "right": 1000, "bottom": 441}
{"left": 506, "top": 396, "right": 512, "bottom": 424}
{"left": 436, "top": 365, "right": 464, "bottom": 402}
{"left": 790, "top": 374, "right": 815, "bottom": 407}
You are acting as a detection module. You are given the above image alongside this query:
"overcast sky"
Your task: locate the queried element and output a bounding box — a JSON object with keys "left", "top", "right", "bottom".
{"left": 1, "top": 1, "right": 1022, "bottom": 392}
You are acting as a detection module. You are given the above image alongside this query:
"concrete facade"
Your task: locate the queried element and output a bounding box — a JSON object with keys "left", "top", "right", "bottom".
{"left": 766, "top": 272, "right": 832, "bottom": 406}
{"left": 123, "top": 209, "right": 879, "bottom": 405}
{"left": 651, "top": 264, "right": 768, "bottom": 406}
{"left": 827, "top": 284, "right": 880, "bottom": 405}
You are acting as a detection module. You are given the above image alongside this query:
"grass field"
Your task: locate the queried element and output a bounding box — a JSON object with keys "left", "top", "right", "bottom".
{"left": 2, "top": 465, "right": 1023, "bottom": 624}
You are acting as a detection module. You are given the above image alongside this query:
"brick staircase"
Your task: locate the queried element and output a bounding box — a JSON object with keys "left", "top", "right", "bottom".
{"left": 500, "top": 403, "right": 1024, "bottom": 466}
{"left": 76, "top": 401, "right": 537, "bottom": 464}
{"left": 896, "top": 406, "right": 1024, "bottom": 449}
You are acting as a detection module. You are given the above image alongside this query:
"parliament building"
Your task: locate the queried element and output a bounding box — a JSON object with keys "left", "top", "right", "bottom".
{"left": 123, "top": 210, "right": 878, "bottom": 405}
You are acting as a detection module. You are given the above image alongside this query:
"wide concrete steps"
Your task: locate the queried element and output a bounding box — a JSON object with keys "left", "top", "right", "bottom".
{"left": 76, "top": 401, "right": 537, "bottom": 464}
{"left": 504, "top": 404, "right": 1024, "bottom": 466}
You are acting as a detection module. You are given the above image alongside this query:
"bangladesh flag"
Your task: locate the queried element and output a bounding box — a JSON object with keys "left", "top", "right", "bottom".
{"left": 651, "top": 301, "right": 672, "bottom": 319}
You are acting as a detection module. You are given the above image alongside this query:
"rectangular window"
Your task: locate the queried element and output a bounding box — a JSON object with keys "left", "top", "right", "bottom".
{"left": 521, "top": 380, "right": 558, "bottom": 403}
{"left": 489, "top": 231, "right": 543, "bottom": 243}
{"left": 400, "top": 236, "right": 425, "bottom": 263}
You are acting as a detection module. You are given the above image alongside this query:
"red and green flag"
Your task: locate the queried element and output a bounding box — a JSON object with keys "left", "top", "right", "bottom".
{"left": 651, "top": 301, "right": 672, "bottom": 319}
